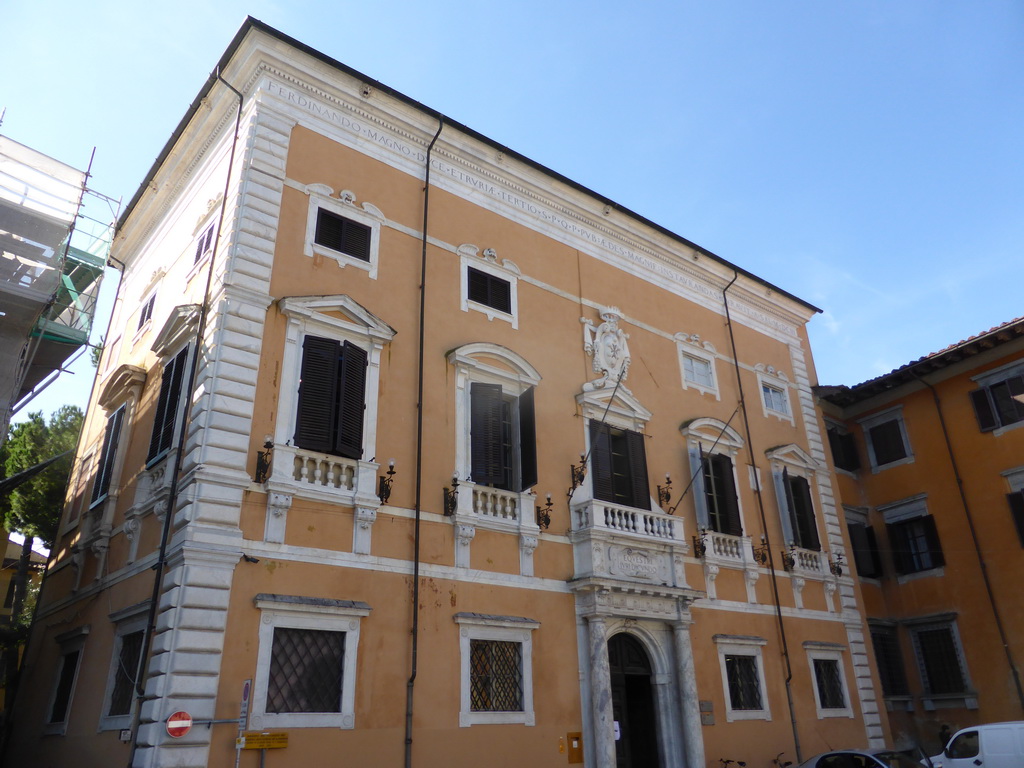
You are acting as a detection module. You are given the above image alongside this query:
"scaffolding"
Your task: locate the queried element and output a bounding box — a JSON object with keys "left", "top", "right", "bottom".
{"left": 0, "top": 133, "right": 119, "bottom": 435}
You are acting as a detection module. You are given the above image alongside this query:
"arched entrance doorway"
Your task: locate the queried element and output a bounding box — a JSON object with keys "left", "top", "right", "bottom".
{"left": 608, "top": 633, "right": 660, "bottom": 768}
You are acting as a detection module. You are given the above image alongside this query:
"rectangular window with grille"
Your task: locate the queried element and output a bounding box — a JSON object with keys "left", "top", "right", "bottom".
{"left": 314, "top": 208, "right": 371, "bottom": 262}
{"left": 870, "top": 626, "right": 909, "bottom": 697}
{"left": 267, "top": 627, "right": 346, "bottom": 714}
{"left": 913, "top": 624, "right": 968, "bottom": 696}
{"left": 813, "top": 659, "right": 846, "bottom": 709}
{"left": 725, "top": 654, "right": 763, "bottom": 711}
{"left": 470, "top": 639, "right": 523, "bottom": 712}
{"left": 108, "top": 630, "right": 144, "bottom": 717}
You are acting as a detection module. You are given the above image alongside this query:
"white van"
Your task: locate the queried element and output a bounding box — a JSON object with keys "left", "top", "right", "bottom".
{"left": 929, "top": 722, "right": 1024, "bottom": 768}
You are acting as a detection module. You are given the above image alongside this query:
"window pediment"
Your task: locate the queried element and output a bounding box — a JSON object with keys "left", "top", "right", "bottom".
{"left": 447, "top": 343, "right": 540, "bottom": 388}
{"left": 151, "top": 304, "right": 200, "bottom": 358}
{"left": 279, "top": 295, "right": 395, "bottom": 344}
{"left": 97, "top": 364, "right": 147, "bottom": 410}
{"left": 576, "top": 386, "right": 651, "bottom": 431}
{"left": 765, "top": 443, "right": 820, "bottom": 473}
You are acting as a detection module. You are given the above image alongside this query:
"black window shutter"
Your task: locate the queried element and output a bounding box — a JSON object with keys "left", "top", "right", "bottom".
{"left": 717, "top": 455, "right": 742, "bottom": 536}
{"left": 849, "top": 522, "right": 881, "bottom": 578}
{"left": 992, "top": 376, "right": 1024, "bottom": 427}
{"left": 1007, "top": 492, "right": 1024, "bottom": 548}
{"left": 467, "top": 267, "right": 511, "bottom": 314}
{"left": 888, "top": 522, "right": 911, "bottom": 575}
{"left": 517, "top": 388, "right": 537, "bottom": 491}
{"left": 91, "top": 406, "right": 125, "bottom": 503}
{"left": 315, "top": 209, "right": 371, "bottom": 262}
{"left": 625, "top": 429, "right": 650, "bottom": 510}
{"left": 294, "top": 336, "right": 340, "bottom": 454}
{"left": 471, "top": 383, "right": 505, "bottom": 486}
{"left": 589, "top": 422, "right": 614, "bottom": 504}
{"left": 921, "top": 515, "right": 945, "bottom": 568}
{"left": 335, "top": 341, "right": 367, "bottom": 460}
{"left": 969, "top": 389, "right": 998, "bottom": 432}
{"left": 865, "top": 525, "right": 883, "bottom": 576}
{"left": 789, "top": 475, "right": 820, "bottom": 550}
{"left": 869, "top": 420, "right": 906, "bottom": 465}
{"left": 148, "top": 347, "right": 188, "bottom": 462}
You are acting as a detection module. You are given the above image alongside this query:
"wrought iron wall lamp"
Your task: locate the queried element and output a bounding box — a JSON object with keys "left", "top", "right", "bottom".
{"left": 752, "top": 535, "right": 770, "bottom": 566}
{"left": 443, "top": 471, "right": 460, "bottom": 516}
{"left": 657, "top": 474, "right": 672, "bottom": 509}
{"left": 828, "top": 553, "right": 845, "bottom": 577}
{"left": 536, "top": 494, "right": 553, "bottom": 530}
{"left": 378, "top": 459, "right": 397, "bottom": 503}
{"left": 567, "top": 454, "right": 587, "bottom": 504}
{"left": 254, "top": 436, "right": 274, "bottom": 483}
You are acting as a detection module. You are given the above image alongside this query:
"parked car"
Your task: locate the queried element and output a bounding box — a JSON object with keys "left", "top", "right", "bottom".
{"left": 929, "top": 722, "right": 1024, "bottom": 768}
{"left": 798, "top": 749, "right": 927, "bottom": 768}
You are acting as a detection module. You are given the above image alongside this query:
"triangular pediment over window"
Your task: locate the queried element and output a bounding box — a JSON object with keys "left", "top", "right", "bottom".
{"left": 576, "top": 384, "right": 651, "bottom": 431}
{"left": 151, "top": 304, "right": 201, "bottom": 358}
{"left": 279, "top": 295, "right": 395, "bottom": 344}
{"left": 765, "top": 443, "right": 820, "bottom": 472}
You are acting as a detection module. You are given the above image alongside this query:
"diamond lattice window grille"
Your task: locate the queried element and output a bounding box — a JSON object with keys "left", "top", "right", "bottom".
{"left": 725, "top": 654, "right": 762, "bottom": 710}
{"left": 108, "top": 630, "right": 144, "bottom": 716}
{"left": 470, "top": 639, "right": 522, "bottom": 712}
{"left": 267, "top": 627, "right": 345, "bottom": 713}
{"left": 813, "top": 659, "right": 846, "bottom": 709}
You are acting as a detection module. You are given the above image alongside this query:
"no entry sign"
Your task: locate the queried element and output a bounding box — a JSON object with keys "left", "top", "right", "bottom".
{"left": 166, "top": 711, "right": 193, "bottom": 738}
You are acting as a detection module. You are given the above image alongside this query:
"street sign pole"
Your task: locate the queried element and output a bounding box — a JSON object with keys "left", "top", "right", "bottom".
{"left": 235, "top": 679, "right": 252, "bottom": 768}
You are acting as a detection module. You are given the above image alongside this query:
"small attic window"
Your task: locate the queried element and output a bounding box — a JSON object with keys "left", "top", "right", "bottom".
{"left": 315, "top": 209, "right": 371, "bottom": 262}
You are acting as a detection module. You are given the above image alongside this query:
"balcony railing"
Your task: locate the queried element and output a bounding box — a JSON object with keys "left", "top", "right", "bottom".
{"left": 290, "top": 448, "right": 356, "bottom": 491}
{"left": 573, "top": 500, "right": 684, "bottom": 543}
{"left": 470, "top": 486, "right": 520, "bottom": 522}
{"left": 703, "top": 530, "right": 746, "bottom": 563}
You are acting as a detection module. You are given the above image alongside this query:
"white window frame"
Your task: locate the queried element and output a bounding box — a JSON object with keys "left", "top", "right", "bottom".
{"left": 714, "top": 634, "right": 771, "bottom": 722}
{"left": 675, "top": 334, "right": 719, "bottom": 399}
{"left": 681, "top": 418, "right": 746, "bottom": 547}
{"left": 43, "top": 626, "right": 89, "bottom": 735}
{"left": 271, "top": 296, "right": 394, "bottom": 506}
{"left": 99, "top": 604, "right": 149, "bottom": 731}
{"left": 250, "top": 594, "right": 371, "bottom": 730}
{"left": 804, "top": 642, "right": 853, "bottom": 719}
{"left": 766, "top": 444, "right": 825, "bottom": 569}
{"left": 459, "top": 245, "right": 520, "bottom": 329}
{"left": 454, "top": 612, "right": 539, "bottom": 727}
{"left": 303, "top": 186, "right": 383, "bottom": 279}
{"left": 858, "top": 406, "right": 914, "bottom": 472}
{"left": 755, "top": 366, "right": 793, "bottom": 423}
{"left": 447, "top": 343, "right": 541, "bottom": 530}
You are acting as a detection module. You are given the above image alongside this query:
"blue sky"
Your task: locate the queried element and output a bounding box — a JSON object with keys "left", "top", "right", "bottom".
{"left": 4, "top": 0, "right": 1022, "bottom": 421}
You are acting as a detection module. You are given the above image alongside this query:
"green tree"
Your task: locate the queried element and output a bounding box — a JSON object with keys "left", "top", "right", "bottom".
{"left": 0, "top": 405, "right": 83, "bottom": 713}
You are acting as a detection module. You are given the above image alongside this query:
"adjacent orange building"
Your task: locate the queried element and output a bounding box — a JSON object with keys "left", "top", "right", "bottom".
{"left": 819, "top": 317, "right": 1024, "bottom": 754}
{"left": 5, "top": 19, "right": 888, "bottom": 768}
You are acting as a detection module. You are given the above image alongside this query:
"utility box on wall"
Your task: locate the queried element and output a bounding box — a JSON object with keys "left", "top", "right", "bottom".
{"left": 567, "top": 732, "right": 583, "bottom": 764}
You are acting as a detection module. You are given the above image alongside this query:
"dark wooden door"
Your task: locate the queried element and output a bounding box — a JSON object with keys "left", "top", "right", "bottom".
{"left": 608, "top": 634, "right": 659, "bottom": 768}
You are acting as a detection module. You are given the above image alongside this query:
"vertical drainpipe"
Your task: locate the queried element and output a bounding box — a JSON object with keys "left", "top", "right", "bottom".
{"left": 722, "top": 270, "right": 802, "bottom": 763}
{"left": 910, "top": 370, "right": 1024, "bottom": 712}
{"left": 406, "top": 116, "right": 444, "bottom": 768}
{"left": 126, "top": 69, "right": 244, "bottom": 768}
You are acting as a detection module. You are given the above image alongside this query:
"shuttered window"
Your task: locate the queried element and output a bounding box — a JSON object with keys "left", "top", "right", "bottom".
{"left": 1008, "top": 491, "right": 1024, "bottom": 548}
{"left": 867, "top": 418, "right": 908, "bottom": 466}
{"left": 314, "top": 208, "right": 371, "bottom": 262}
{"left": 702, "top": 453, "right": 741, "bottom": 536}
{"left": 294, "top": 336, "right": 367, "bottom": 460}
{"left": 467, "top": 267, "right": 512, "bottom": 314}
{"left": 91, "top": 405, "right": 125, "bottom": 505}
{"left": 147, "top": 346, "right": 189, "bottom": 465}
{"left": 970, "top": 374, "right": 1024, "bottom": 432}
{"left": 194, "top": 224, "right": 215, "bottom": 264}
{"left": 589, "top": 422, "right": 649, "bottom": 510}
{"left": 783, "top": 470, "right": 820, "bottom": 551}
{"left": 888, "top": 515, "right": 944, "bottom": 574}
{"left": 469, "top": 383, "right": 536, "bottom": 492}
{"left": 847, "top": 521, "right": 882, "bottom": 578}
{"left": 827, "top": 424, "right": 860, "bottom": 472}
